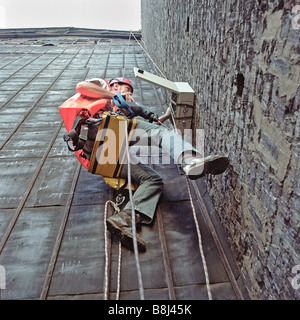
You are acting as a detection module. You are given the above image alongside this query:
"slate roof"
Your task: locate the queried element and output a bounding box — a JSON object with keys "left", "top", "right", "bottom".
{"left": 0, "top": 29, "right": 249, "bottom": 300}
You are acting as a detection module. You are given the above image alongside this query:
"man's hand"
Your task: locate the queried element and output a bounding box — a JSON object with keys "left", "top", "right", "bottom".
{"left": 122, "top": 92, "right": 135, "bottom": 103}
{"left": 154, "top": 107, "right": 171, "bottom": 125}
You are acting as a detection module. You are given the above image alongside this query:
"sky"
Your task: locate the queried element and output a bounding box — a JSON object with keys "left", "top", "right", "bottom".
{"left": 0, "top": 0, "right": 141, "bottom": 30}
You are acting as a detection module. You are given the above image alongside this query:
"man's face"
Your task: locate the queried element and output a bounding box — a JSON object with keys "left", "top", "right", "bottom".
{"left": 111, "top": 83, "right": 132, "bottom": 94}
{"left": 119, "top": 84, "right": 132, "bottom": 93}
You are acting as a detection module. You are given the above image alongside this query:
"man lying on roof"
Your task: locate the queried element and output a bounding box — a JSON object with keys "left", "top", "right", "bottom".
{"left": 75, "top": 77, "right": 229, "bottom": 252}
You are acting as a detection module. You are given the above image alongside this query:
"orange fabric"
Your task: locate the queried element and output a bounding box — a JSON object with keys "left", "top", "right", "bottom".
{"left": 58, "top": 90, "right": 137, "bottom": 190}
{"left": 59, "top": 93, "right": 109, "bottom": 132}
{"left": 59, "top": 93, "right": 116, "bottom": 169}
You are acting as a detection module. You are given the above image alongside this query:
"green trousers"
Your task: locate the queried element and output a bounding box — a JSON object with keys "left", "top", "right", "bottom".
{"left": 118, "top": 119, "right": 198, "bottom": 223}
{"left": 119, "top": 163, "right": 164, "bottom": 223}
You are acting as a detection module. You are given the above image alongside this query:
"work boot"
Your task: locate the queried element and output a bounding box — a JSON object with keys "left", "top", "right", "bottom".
{"left": 182, "top": 155, "right": 229, "bottom": 180}
{"left": 106, "top": 210, "right": 146, "bottom": 252}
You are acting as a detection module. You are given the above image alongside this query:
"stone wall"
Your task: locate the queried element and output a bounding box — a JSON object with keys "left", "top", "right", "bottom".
{"left": 141, "top": 0, "right": 300, "bottom": 299}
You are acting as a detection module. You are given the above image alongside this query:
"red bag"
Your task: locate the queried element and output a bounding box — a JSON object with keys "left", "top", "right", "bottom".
{"left": 59, "top": 93, "right": 110, "bottom": 169}
{"left": 59, "top": 93, "right": 110, "bottom": 132}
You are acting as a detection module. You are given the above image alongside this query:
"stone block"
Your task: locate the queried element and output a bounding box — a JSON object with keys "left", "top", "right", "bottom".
{"left": 141, "top": 0, "right": 299, "bottom": 300}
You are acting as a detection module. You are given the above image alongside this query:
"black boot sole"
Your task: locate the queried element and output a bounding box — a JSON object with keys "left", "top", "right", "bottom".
{"left": 106, "top": 219, "right": 146, "bottom": 252}
{"left": 188, "top": 156, "right": 229, "bottom": 180}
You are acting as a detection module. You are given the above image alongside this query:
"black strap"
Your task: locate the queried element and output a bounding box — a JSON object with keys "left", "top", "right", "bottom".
{"left": 91, "top": 114, "right": 111, "bottom": 174}
{"left": 64, "top": 110, "right": 104, "bottom": 154}
{"left": 118, "top": 177, "right": 130, "bottom": 192}
{"left": 113, "top": 118, "right": 133, "bottom": 178}
{"left": 63, "top": 116, "right": 88, "bottom": 152}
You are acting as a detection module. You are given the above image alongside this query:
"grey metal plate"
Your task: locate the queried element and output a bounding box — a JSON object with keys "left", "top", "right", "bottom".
{"left": 0, "top": 207, "right": 65, "bottom": 300}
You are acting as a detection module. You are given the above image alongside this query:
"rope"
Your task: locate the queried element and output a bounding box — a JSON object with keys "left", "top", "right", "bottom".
{"left": 123, "top": 32, "right": 132, "bottom": 78}
{"left": 103, "top": 200, "right": 122, "bottom": 300}
{"left": 123, "top": 119, "right": 145, "bottom": 300}
{"left": 185, "top": 176, "right": 212, "bottom": 300}
{"left": 130, "top": 33, "right": 213, "bottom": 300}
{"left": 130, "top": 30, "right": 167, "bottom": 79}
{"left": 116, "top": 242, "right": 122, "bottom": 300}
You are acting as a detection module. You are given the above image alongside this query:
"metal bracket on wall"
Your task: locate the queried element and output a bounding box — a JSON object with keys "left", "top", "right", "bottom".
{"left": 134, "top": 67, "right": 195, "bottom": 133}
